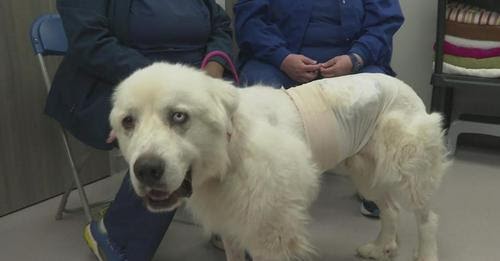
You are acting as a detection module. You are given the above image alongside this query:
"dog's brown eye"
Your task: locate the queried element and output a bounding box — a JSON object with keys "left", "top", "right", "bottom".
{"left": 171, "top": 112, "right": 188, "bottom": 124}
{"left": 122, "top": 115, "right": 135, "bottom": 130}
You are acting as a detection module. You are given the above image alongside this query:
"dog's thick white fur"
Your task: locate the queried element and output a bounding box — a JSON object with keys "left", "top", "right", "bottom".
{"left": 110, "top": 63, "right": 448, "bottom": 261}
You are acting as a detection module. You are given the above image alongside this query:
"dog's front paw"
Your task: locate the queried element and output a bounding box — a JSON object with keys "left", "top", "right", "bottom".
{"left": 357, "top": 241, "right": 398, "bottom": 260}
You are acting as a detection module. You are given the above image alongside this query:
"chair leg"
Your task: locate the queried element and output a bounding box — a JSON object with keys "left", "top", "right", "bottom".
{"left": 55, "top": 179, "right": 75, "bottom": 220}
{"left": 55, "top": 148, "right": 113, "bottom": 221}
{"left": 447, "top": 125, "right": 459, "bottom": 156}
{"left": 443, "top": 87, "right": 454, "bottom": 130}
{"left": 39, "top": 55, "right": 94, "bottom": 222}
{"left": 59, "top": 128, "right": 93, "bottom": 223}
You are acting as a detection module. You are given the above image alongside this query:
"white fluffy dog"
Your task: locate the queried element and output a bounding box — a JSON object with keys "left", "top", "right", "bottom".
{"left": 109, "top": 63, "right": 448, "bottom": 261}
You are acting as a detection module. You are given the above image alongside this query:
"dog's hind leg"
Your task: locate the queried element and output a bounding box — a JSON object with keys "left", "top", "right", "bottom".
{"left": 357, "top": 194, "right": 400, "bottom": 260}
{"left": 413, "top": 208, "right": 439, "bottom": 261}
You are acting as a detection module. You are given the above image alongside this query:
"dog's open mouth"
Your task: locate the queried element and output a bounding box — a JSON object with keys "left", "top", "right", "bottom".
{"left": 144, "top": 168, "right": 192, "bottom": 210}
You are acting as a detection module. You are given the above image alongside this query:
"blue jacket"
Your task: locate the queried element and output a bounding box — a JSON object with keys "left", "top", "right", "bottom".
{"left": 234, "top": 0, "right": 404, "bottom": 74}
{"left": 46, "top": 0, "right": 232, "bottom": 150}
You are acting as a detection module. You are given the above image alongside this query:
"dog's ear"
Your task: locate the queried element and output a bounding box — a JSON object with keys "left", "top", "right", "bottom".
{"left": 208, "top": 79, "right": 239, "bottom": 134}
{"left": 211, "top": 80, "right": 238, "bottom": 114}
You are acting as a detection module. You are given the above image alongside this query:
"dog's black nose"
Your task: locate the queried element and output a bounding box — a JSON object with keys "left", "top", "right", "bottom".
{"left": 134, "top": 154, "right": 165, "bottom": 186}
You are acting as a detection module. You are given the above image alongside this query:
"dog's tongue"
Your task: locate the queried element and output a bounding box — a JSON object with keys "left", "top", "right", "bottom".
{"left": 148, "top": 190, "right": 169, "bottom": 200}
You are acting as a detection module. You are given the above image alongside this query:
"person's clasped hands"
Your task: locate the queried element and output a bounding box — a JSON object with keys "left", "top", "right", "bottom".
{"left": 319, "top": 55, "right": 354, "bottom": 78}
{"left": 280, "top": 53, "right": 357, "bottom": 83}
{"left": 280, "top": 54, "right": 321, "bottom": 83}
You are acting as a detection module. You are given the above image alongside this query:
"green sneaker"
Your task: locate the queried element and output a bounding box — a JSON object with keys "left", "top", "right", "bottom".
{"left": 83, "top": 220, "right": 127, "bottom": 261}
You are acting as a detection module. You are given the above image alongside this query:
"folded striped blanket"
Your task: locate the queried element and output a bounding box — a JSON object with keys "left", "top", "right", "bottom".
{"left": 443, "top": 41, "right": 500, "bottom": 59}
{"left": 447, "top": 2, "right": 500, "bottom": 25}
{"left": 437, "top": 2, "right": 500, "bottom": 75}
{"left": 446, "top": 20, "right": 500, "bottom": 41}
{"left": 445, "top": 35, "right": 500, "bottom": 49}
{"left": 444, "top": 54, "right": 500, "bottom": 69}
{"left": 437, "top": 62, "right": 500, "bottom": 78}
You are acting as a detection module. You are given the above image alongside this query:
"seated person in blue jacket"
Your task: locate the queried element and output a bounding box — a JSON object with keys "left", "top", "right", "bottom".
{"left": 234, "top": 0, "right": 404, "bottom": 217}
{"left": 235, "top": 0, "right": 404, "bottom": 88}
{"left": 46, "top": 0, "right": 233, "bottom": 260}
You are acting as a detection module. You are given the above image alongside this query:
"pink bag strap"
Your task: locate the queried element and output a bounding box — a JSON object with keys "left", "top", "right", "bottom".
{"left": 200, "top": 50, "right": 240, "bottom": 85}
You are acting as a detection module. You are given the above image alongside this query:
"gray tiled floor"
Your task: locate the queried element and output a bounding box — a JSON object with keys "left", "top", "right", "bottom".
{"left": 1, "top": 146, "right": 499, "bottom": 261}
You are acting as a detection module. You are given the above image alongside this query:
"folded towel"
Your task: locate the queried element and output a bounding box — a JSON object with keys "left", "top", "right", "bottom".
{"left": 444, "top": 54, "right": 500, "bottom": 69}
{"left": 443, "top": 41, "right": 500, "bottom": 59}
{"left": 445, "top": 35, "right": 500, "bottom": 49}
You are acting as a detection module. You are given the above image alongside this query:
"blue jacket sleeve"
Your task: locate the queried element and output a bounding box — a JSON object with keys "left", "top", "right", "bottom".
{"left": 234, "top": 0, "right": 291, "bottom": 68}
{"left": 204, "top": 0, "right": 235, "bottom": 69}
{"left": 349, "top": 0, "right": 404, "bottom": 66}
{"left": 57, "top": 0, "right": 152, "bottom": 85}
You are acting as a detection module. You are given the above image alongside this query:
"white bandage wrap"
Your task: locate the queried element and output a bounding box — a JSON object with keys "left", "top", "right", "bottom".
{"left": 286, "top": 78, "right": 397, "bottom": 172}
{"left": 286, "top": 85, "right": 343, "bottom": 171}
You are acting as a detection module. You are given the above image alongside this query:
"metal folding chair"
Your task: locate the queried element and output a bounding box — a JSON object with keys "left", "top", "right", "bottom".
{"left": 30, "top": 14, "right": 94, "bottom": 222}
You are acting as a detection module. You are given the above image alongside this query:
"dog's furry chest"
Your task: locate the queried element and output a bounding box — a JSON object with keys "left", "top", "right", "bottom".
{"left": 187, "top": 177, "right": 260, "bottom": 237}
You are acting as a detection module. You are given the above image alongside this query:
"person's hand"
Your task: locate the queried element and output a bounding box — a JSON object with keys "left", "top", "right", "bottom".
{"left": 280, "top": 54, "right": 321, "bottom": 83}
{"left": 203, "top": 61, "right": 225, "bottom": 79}
{"left": 319, "top": 55, "right": 353, "bottom": 78}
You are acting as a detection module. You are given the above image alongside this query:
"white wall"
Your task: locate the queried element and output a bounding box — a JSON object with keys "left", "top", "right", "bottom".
{"left": 392, "top": 0, "right": 437, "bottom": 108}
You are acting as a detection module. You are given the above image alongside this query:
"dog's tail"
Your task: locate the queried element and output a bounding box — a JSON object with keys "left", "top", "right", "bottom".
{"left": 404, "top": 112, "right": 450, "bottom": 208}
{"left": 373, "top": 111, "right": 450, "bottom": 208}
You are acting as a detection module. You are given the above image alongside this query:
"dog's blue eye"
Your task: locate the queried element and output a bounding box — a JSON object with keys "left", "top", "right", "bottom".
{"left": 171, "top": 112, "right": 188, "bottom": 124}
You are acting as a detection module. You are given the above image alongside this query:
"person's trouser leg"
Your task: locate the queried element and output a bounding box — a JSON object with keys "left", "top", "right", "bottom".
{"left": 359, "top": 65, "right": 386, "bottom": 74}
{"left": 104, "top": 173, "right": 175, "bottom": 261}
